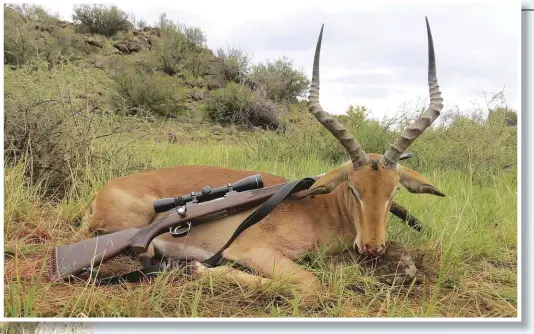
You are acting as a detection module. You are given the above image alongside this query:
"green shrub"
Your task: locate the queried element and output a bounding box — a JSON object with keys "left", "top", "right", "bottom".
{"left": 137, "top": 19, "right": 147, "bottom": 30}
{"left": 4, "top": 6, "right": 35, "bottom": 66}
{"left": 183, "top": 25, "right": 207, "bottom": 48}
{"left": 130, "top": 14, "right": 147, "bottom": 30}
{"left": 205, "top": 83, "right": 280, "bottom": 129}
{"left": 40, "top": 27, "right": 88, "bottom": 64}
{"left": 183, "top": 49, "right": 214, "bottom": 78}
{"left": 4, "top": 3, "right": 59, "bottom": 23}
{"left": 245, "top": 91, "right": 281, "bottom": 130}
{"left": 109, "top": 56, "right": 186, "bottom": 117}
{"left": 205, "top": 83, "right": 253, "bottom": 123}
{"left": 338, "top": 105, "right": 396, "bottom": 154}
{"left": 249, "top": 57, "right": 310, "bottom": 103}
{"left": 4, "top": 60, "right": 150, "bottom": 198}
{"left": 4, "top": 4, "right": 88, "bottom": 66}
{"left": 488, "top": 107, "right": 517, "bottom": 127}
{"left": 407, "top": 111, "right": 517, "bottom": 178}
{"left": 152, "top": 14, "right": 209, "bottom": 77}
{"left": 209, "top": 46, "right": 250, "bottom": 86}
{"left": 73, "top": 4, "right": 132, "bottom": 37}
{"left": 154, "top": 14, "right": 188, "bottom": 76}
{"left": 248, "top": 113, "right": 347, "bottom": 164}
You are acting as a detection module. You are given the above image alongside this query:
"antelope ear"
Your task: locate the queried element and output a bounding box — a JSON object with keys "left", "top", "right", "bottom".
{"left": 300, "top": 161, "right": 353, "bottom": 198}
{"left": 398, "top": 165, "right": 445, "bottom": 197}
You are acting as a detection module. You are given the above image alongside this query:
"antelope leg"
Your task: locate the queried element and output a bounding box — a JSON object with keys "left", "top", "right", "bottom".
{"left": 389, "top": 202, "right": 423, "bottom": 232}
{"left": 194, "top": 245, "right": 322, "bottom": 303}
{"left": 138, "top": 242, "right": 156, "bottom": 267}
{"left": 192, "top": 262, "right": 272, "bottom": 288}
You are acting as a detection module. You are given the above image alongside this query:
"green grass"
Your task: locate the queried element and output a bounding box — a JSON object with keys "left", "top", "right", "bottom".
{"left": 4, "top": 135, "right": 517, "bottom": 318}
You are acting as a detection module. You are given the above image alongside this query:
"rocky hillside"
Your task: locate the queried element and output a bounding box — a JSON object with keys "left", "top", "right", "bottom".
{"left": 4, "top": 4, "right": 311, "bottom": 130}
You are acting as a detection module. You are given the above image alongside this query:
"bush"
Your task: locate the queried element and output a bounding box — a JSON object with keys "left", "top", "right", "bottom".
{"left": 4, "top": 4, "right": 60, "bottom": 66}
{"left": 154, "top": 14, "right": 188, "bottom": 76}
{"left": 408, "top": 111, "right": 517, "bottom": 178}
{"left": 4, "top": 3, "right": 59, "bottom": 23}
{"left": 4, "top": 5, "right": 88, "bottom": 67}
{"left": 4, "top": 6, "right": 35, "bottom": 66}
{"left": 73, "top": 4, "right": 132, "bottom": 37}
{"left": 244, "top": 91, "right": 281, "bottom": 130}
{"left": 249, "top": 57, "right": 310, "bottom": 103}
{"left": 247, "top": 107, "right": 378, "bottom": 165}
{"left": 183, "top": 49, "right": 213, "bottom": 78}
{"left": 4, "top": 61, "right": 150, "bottom": 198}
{"left": 338, "top": 105, "right": 396, "bottom": 154}
{"left": 248, "top": 113, "right": 347, "bottom": 165}
{"left": 209, "top": 46, "right": 250, "bottom": 87}
{"left": 137, "top": 19, "right": 147, "bottom": 30}
{"left": 488, "top": 107, "right": 517, "bottom": 127}
{"left": 109, "top": 56, "right": 186, "bottom": 117}
{"left": 183, "top": 26, "right": 207, "bottom": 48}
{"left": 41, "top": 28, "right": 89, "bottom": 64}
{"left": 152, "top": 14, "right": 209, "bottom": 77}
{"left": 130, "top": 14, "right": 147, "bottom": 30}
{"left": 205, "top": 83, "right": 252, "bottom": 123}
{"left": 205, "top": 83, "right": 280, "bottom": 129}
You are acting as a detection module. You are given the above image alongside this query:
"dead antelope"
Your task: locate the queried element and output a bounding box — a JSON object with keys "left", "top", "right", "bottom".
{"left": 84, "top": 18, "right": 444, "bottom": 300}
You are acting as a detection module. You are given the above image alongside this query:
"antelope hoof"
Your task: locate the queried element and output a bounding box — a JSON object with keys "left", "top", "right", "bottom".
{"left": 192, "top": 261, "right": 207, "bottom": 277}
{"left": 363, "top": 244, "right": 387, "bottom": 258}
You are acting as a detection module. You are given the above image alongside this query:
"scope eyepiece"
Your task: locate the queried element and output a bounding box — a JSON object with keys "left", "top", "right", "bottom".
{"left": 231, "top": 174, "right": 263, "bottom": 192}
{"left": 152, "top": 197, "right": 182, "bottom": 213}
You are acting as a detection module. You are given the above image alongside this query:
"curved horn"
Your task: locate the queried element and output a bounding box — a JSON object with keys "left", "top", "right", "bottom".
{"left": 381, "top": 17, "right": 444, "bottom": 168}
{"left": 308, "top": 24, "right": 368, "bottom": 169}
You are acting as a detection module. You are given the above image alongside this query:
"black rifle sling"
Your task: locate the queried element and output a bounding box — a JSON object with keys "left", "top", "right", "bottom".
{"left": 95, "top": 177, "right": 315, "bottom": 285}
{"left": 201, "top": 177, "right": 315, "bottom": 268}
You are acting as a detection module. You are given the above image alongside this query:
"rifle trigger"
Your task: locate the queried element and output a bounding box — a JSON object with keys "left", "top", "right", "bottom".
{"left": 169, "top": 222, "right": 191, "bottom": 238}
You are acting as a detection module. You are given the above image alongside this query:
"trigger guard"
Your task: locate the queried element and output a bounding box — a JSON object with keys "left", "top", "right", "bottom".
{"left": 169, "top": 222, "right": 191, "bottom": 238}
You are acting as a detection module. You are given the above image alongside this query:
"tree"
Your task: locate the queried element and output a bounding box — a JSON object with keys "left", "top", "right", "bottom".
{"left": 73, "top": 4, "right": 132, "bottom": 37}
{"left": 249, "top": 57, "right": 310, "bottom": 103}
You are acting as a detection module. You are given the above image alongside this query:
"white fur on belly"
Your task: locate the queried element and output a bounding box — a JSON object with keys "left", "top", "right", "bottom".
{"left": 152, "top": 238, "right": 215, "bottom": 261}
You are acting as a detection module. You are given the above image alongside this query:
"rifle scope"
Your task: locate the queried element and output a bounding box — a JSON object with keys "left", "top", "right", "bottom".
{"left": 153, "top": 174, "right": 264, "bottom": 213}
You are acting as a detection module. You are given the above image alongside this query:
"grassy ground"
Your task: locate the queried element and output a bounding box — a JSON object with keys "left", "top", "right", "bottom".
{"left": 4, "top": 136, "right": 517, "bottom": 318}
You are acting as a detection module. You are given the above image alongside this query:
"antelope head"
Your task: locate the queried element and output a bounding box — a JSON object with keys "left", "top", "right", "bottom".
{"left": 304, "top": 18, "right": 445, "bottom": 257}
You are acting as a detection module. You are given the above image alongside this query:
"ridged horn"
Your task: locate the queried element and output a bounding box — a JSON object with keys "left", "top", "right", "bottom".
{"left": 381, "top": 17, "right": 444, "bottom": 168}
{"left": 308, "top": 24, "right": 368, "bottom": 169}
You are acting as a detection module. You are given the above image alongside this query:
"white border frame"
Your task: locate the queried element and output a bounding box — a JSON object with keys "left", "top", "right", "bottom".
{"left": 0, "top": 0, "right": 524, "bottom": 324}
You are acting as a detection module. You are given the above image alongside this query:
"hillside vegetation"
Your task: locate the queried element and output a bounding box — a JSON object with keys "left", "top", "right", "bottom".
{"left": 4, "top": 4, "right": 518, "bottom": 318}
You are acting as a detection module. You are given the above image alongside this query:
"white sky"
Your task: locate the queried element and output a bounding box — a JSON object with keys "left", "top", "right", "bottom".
{"left": 36, "top": 0, "right": 520, "bottom": 119}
